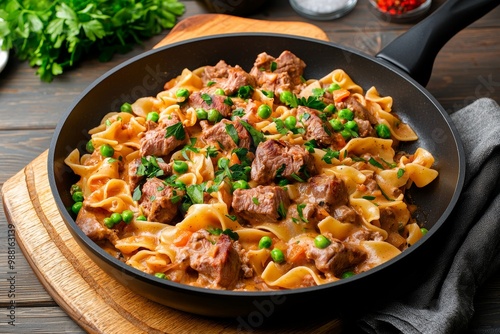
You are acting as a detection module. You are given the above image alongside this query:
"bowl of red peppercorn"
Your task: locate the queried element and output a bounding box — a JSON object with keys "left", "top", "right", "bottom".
{"left": 368, "top": 0, "right": 431, "bottom": 23}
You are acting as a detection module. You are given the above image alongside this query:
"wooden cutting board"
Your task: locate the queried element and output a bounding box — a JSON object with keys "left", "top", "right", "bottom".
{"left": 1, "top": 14, "right": 340, "bottom": 333}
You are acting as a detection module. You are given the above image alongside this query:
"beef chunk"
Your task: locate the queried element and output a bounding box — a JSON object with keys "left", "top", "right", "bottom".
{"left": 297, "top": 106, "right": 334, "bottom": 147}
{"left": 202, "top": 60, "right": 255, "bottom": 95}
{"left": 201, "top": 119, "right": 251, "bottom": 151}
{"left": 305, "top": 237, "right": 367, "bottom": 277}
{"left": 336, "top": 96, "right": 377, "bottom": 125}
{"left": 140, "top": 114, "right": 188, "bottom": 158}
{"left": 333, "top": 205, "right": 357, "bottom": 224}
{"left": 250, "top": 139, "right": 317, "bottom": 185}
{"left": 250, "top": 51, "right": 306, "bottom": 95}
{"left": 189, "top": 91, "right": 232, "bottom": 118}
{"left": 75, "top": 207, "right": 118, "bottom": 243}
{"left": 186, "top": 230, "right": 241, "bottom": 289}
{"left": 297, "top": 175, "right": 349, "bottom": 213}
{"left": 232, "top": 185, "right": 290, "bottom": 224}
{"left": 139, "top": 177, "right": 184, "bottom": 224}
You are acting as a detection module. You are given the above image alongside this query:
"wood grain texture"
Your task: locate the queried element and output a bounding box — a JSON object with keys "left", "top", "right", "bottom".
{"left": 153, "top": 13, "right": 329, "bottom": 47}
{"left": 2, "top": 152, "right": 343, "bottom": 334}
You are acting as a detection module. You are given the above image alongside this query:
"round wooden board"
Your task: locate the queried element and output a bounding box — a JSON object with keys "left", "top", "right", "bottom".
{"left": 1, "top": 15, "right": 341, "bottom": 334}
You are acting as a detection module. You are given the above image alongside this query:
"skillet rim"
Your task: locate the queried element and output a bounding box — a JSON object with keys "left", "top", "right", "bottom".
{"left": 47, "top": 32, "right": 466, "bottom": 301}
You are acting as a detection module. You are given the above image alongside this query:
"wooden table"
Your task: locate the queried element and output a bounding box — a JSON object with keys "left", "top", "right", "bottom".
{"left": 1, "top": 0, "right": 499, "bottom": 332}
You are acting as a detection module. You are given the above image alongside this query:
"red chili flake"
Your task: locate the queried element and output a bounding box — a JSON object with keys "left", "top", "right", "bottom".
{"left": 377, "top": 0, "right": 426, "bottom": 15}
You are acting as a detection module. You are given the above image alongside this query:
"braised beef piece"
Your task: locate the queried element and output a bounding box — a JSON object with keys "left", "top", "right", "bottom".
{"left": 333, "top": 205, "right": 357, "bottom": 224}
{"left": 355, "top": 118, "right": 376, "bottom": 138}
{"left": 232, "top": 185, "right": 290, "bottom": 224}
{"left": 202, "top": 60, "right": 256, "bottom": 95}
{"left": 75, "top": 206, "right": 118, "bottom": 244}
{"left": 249, "top": 51, "right": 306, "bottom": 95}
{"left": 140, "top": 114, "right": 188, "bottom": 158}
{"left": 304, "top": 236, "right": 367, "bottom": 277}
{"left": 201, "top": 119, "right": 251, "bottom": 151}
{"left": 189, "top": 91, "right": 232, "bottom": 118}
{"left": 139, "top": 177, "right": 184, "bottom": 224}
{"left": 287, "top": 202, "right": 329, "bottom": 226}
{"left": 297, "top": 175, "right": 349, "bottom": 213}
{"left": 297, "top": 106, "right": 335, "bottom": 147}
{"left": 186, "top": 230, "right": 241, "bottom": 289}
{"left": 250, "top": 139, "right": 317, "bottom": 185}
{"left": 336, "top": 96, "right": 378, "bottom": 125}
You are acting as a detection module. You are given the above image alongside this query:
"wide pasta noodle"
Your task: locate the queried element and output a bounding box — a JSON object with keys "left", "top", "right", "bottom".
{"left": 65, "top": 50, "right": 439, "bottom": 291}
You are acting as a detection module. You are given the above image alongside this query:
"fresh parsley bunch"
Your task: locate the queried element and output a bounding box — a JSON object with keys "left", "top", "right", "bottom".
{"left": 0, "top": 0, "right": 185, "bottom": 82}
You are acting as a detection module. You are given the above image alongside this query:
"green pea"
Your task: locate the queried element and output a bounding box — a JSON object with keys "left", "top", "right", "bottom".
{"left": 122, "top": 210, "right": 134, "bottom": 223}
{"left": 279, "top": 91, "right": 294, "bottom": 105}
{"left": 103, "top": 217, "right": 114, "bottom": 228}
{"left": 324, "top": 104, "right": 336, "bottom": 113}
{"left": 155, "top": 272, "right": 166, "bottom": 279}
{"left": 71, "top": 184, "right": 82, "bottom": 193}
{"left": 232, "top": 180, "right": 249, "bottom": 191}
{"left": 341, "top": 271, "right": 355, "bottom": 279}
{"left": 196, "top": 108, "right": 208, "bottom": 120}
{"left": 314, "top": 234, "right": 331, "bottom": 249}
{"left": 284, "top": 115, "right": 297, "bottom": 130}
{"left": 214, "top": 88, "right": 225, "bottom": 96}
{"left": 71, "top": 202, "right": 83, "bottom": 215}
{"left": 328, "top": 83, "right": 341, "bottom": 92}
{"left": 340, "top": 129, "right": 352, "bottom": 139}
{"left": 173, "top": 160, "right": 189, "bottom": 174}
{"left": 217, "top": 157, "right": 229, "bottom": 169}
{"left": 258, "top": 236, "right": 272, "bottom": 249}
{"left": 110, "top": 212, "right": 122, "bottom": 224}
{"left": 207, "top": 109, "right": 222, "bottom": 123}
{"left": 421, "top": 227, "right": 429, "bottom": 235}
{"left": 338, "top": 108, "right": 354, "bottom": 121}
{"left": 344, "top": 120, "right": 358, "bottom": 132}
{"left": 176, "top": 88, "right": 190, "bottom": 99}
{"left": 257, "top": 104, "right": 272, "bottom": 119}
{"left": 120, "top": 102, "right": 133, "bottom": 113}
{"left": 375, "top": 123, "right": 391, "bottom": 139}
{"left": 86, "top": 140, "right": 94, "bottom": 153}
{"left": 329, "top": 119, "right": 344, "bottom": 131}
{"left": 146, "top": 112, "right": 159, "bottom": 122}
{"left": 136, "top": 215, "right": 147, "bottom": 221}
{"left": 100, "top": 144, "right": 114, "bottom": 158}
{"left": 270, "top": 248, "right": 285, "bottom": 263}
{"left": 72, "top": 191, "right": 84, "bottom": 203}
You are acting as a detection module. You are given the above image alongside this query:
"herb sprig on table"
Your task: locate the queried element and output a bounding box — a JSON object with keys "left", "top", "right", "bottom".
{"left": 0, "top": 0, "right": 185, "bottom": 82}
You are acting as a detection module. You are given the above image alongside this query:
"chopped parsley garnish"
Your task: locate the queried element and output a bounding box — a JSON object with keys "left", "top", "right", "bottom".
{"left": 270, "top": 61, "right": 277, "bottom": 72}
{"left": 165, "top": 122, "right": 186, "bottom": 141}
{"left": 278, "top": 201, "right": 287, "bottom": 220}
{"left": 239, "top": 120, "right": 266, "bottom": 148}
{"left": 362, "top": 195, "right": 376, "bottom": 200}
{"left": 136, "top": 156, "right": 165, "bottom": 178}
{"left": 225, "top": 123, "right": 239, "bottom": 146}
{"left": 207, "top": 227, "right": 239, "bottom": 241}
{"left": 297, "top": 203, "right": 308, "bottom": 222}
{"left": 237, "top": 85, "right": 254, "bottom": 99}
{"left": 252, "top": 197, "right": 260, "bottom": 205}
{"left": 397, "top": 168, "right": 406, "bottom": 178}
{"left": 201, "top": 93, "right": 212, "bottom": 105}
{"left": 322, "top": 148, "right": 340, "bottom": 164}
{"left": 186, "top": 184, "right": 204, "bottom": 204}
{"left": 304, "top": 139, "right": 317, "bottom": 153}
{"left": 368, "top": 157, "right": 385, "bottom": 169}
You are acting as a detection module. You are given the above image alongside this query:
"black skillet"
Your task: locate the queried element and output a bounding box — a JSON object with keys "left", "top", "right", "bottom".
{"left": 48, "top": 0, "right": 499, "bottom": 318}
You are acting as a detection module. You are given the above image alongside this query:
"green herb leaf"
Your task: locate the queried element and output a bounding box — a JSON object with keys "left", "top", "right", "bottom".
{"left": 239, "top": 120, "right": 266, "bottom": 148}
{"left": 225, "top": 123, "right": 239, "bottom": 146}
{"left": 165, "top": 122, "right": 186, "bottom": 141}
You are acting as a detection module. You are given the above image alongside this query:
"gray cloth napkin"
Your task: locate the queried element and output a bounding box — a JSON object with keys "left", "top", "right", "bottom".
{"left": 356, "top": 98, "right": 500, "bottom": 334}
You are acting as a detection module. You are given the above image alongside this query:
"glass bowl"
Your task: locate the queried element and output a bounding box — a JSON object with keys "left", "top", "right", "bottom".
{"left": 368, "top": 0, "right": 431, "bottom": 23}
{"left": 290, "top": 0, "right": 358, "bottom": 21}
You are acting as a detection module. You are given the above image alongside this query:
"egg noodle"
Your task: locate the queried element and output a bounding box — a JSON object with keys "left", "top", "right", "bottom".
{"left": 65, "top": 51, "right": 438, "bottom": 290}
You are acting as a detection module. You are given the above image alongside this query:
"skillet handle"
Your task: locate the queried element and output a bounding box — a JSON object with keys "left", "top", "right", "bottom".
{"left": 376, "top": 0, "right": 500, "bottom": 87}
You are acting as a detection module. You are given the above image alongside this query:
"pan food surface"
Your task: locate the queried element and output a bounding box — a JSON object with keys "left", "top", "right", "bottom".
{"left": 49, "top": 34, "right": 464, "bottom": 317}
